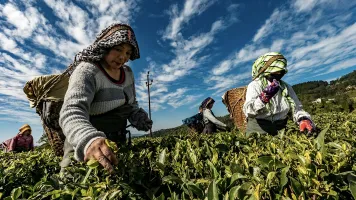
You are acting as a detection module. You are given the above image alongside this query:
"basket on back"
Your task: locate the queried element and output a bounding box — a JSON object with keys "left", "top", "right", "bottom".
{"left": 221, "top": 54, "right": 285, "bottom": 132}
{"left": 222, "top": 86, "right": 248, "bottom": 132}
{"left": 23, "top": 70, "right": 71, "bottom": 157}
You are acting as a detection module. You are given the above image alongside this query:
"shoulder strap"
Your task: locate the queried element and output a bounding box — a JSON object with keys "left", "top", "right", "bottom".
{"left": 253, "top": 55, "right": 285, "bottom": 80}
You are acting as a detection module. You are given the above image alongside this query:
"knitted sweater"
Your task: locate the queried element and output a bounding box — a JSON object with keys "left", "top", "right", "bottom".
{"left": 59, "top": 62, "right": 139, "bottom": 161}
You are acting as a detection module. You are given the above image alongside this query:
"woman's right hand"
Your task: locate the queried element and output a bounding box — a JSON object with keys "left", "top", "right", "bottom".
{"left": 84, "top": 138, "right": 118, "bottom": 173}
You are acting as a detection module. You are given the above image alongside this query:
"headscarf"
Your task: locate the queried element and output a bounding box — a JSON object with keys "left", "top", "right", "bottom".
{"left": 67, "top": 23, "right": 140, "bottom": 75}
{"left": 201, "top": 97, "right": 215, "bottom": 109}
{"left": 19, "top": 124, "right": 31, "bottom": 135}
{"left": 251, "top": 52, "right": 296, "bottom": 114}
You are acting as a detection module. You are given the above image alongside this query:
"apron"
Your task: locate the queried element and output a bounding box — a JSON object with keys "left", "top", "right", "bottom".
{"left": 246, "top": 117, "right": 288, "bottom": 137}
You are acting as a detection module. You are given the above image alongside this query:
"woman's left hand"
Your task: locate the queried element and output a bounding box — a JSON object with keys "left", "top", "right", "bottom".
{"left": 130, "top": 108, "right": 153, "bottom": 131}
{"left": 138, "top": 116, "right": 153, "bottom": 131}
{"left": 299, "top": 119, "right": 315, "bottom": 133}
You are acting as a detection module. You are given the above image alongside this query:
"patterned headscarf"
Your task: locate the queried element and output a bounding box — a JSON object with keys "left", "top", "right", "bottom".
{"left": 67, "top": 23, "right": 140, "bottom": 75}
{"left": 252, "top": 52, "right": 296, "bottom": 114}
{"left": 201, "top": 97, "right": 215, "bottom": 109}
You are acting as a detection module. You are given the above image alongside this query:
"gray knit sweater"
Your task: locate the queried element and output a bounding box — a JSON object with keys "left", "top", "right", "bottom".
{"left": 59, "top": 62, "right": 139, "bottom": 161}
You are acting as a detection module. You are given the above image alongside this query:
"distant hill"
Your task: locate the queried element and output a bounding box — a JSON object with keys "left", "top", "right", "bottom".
{"left": 293, "top": 70, "right": 356, "bottom": 113}
{"left": 293, "top": 70, "right": 356, "bottom": 99}
{"left": 142, "top": 115, "right": 234, "bottom": 137}
{"left": 146, "top": 70, "right": 356, "bottom": 137}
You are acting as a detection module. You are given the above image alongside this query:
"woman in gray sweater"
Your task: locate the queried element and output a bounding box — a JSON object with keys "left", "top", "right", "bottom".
{"left": 59, "top": 23, "right": 152, "bottom": 173}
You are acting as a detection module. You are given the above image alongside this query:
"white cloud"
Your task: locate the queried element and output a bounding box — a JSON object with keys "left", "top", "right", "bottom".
{"left": 0, "top": 0, "right": 140, "bottom": 125}
{"left": 270, "top": 39, "right": 285, "bottom": 52}
{"left": 211, "top": 44, "right": 270, "bottom": 76}
{"left": 212, "top": 60, "right": 234, "bottom": 76}
{"left": 325, "top": 57, "right": 356, "bottom": 73}
{"left": 135, "top": 0, "right": 239, "bottom": 111}
{"left": 207, "top": 72, "right": 250, "bottom": 94}
{"left": 0, "top": 3, "right": 44, "bottom": 38}
{"left": 163, "top": 0, "right": 216, "bottom": 40}
{"left": 293, "top": 0, "right": 319, "bottom": 12}
{"left": 44, "top": 0, "right": 90, "bottom": 45}
{"left": 0, "top": 32, "right": 18, "bottom": 51}
{"left": 0, "top": 106, "right": 41, "bottom": 125}
{"left": 253, "top": 9, "right": 287, "bottom": 42}
{"left": 83, "top": 0, "right": 139, "bottom": 32}
{"left": 156, "top": 21, "right": 225, "bottom": 83}
{"left": 137, "top": 0, "right": 238, "bottom": 109}
{"left": 207, "top": 0, "right": 356, "bottom": 93}
{"left": 290, "top": 23, "right": 356, "bottom": 60}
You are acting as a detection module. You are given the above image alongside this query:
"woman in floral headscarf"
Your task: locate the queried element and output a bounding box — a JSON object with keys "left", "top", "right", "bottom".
{"left": 243, "top": 52, "right": 315, "bottom": 136}
{"left": 59, "top": 23, "right": 152, "bottom": 173}
{"left": 201, "top": 97, "right": 228, "bottom": 134}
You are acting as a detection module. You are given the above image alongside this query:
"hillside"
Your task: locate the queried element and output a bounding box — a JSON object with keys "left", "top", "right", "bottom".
{"left": 293, "top": 70, "right": 356, "bottom": 113}
{"left": 293, "top": 70, "right": 356, "bottom": 100}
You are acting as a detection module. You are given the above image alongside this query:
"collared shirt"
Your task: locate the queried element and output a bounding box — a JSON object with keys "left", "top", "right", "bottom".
{"left": 243, "top": 79, "right": 311, "bottom": 122}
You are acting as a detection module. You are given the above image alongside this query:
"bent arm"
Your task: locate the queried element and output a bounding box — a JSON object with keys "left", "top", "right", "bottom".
{"left": 204, "top": 109, "right": 226, "bottom": 127}
{"left": 59, "top": 63, "right": 106, "bottom": 161}
{"left": 243, "top": 81, "right": 267, "bottom": 118}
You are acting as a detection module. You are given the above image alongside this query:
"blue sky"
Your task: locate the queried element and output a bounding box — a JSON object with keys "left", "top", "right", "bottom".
{"left": 0, "top": 0, "right": 356, "bottom": 144}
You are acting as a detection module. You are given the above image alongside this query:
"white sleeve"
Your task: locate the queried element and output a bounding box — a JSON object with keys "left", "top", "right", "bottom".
{"left": 204, "top": 109, "right": 226, "bottom": 127}
{"left": 243, "top": 81, "right": 267, "bottom": 118}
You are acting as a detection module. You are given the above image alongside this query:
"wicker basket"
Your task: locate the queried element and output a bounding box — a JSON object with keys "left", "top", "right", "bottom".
{"left": 222, "top": 86, "right": 248, "bottom": 132}
{"left": 24, "top": 72, "right": 69, "bottom": 157}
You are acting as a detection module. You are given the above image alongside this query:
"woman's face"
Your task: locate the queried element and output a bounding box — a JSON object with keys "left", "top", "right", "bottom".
{"left": 208, "top": 102, "right": 214, "bottom": 109}
{"left": 266, "top": 70, "right": 286, "bottom": 82}
{"left": 23, "top": 130, "right": 31, "bottom": 136}
{"left": 104, "top": 43, "right": 133, "bottom": 70}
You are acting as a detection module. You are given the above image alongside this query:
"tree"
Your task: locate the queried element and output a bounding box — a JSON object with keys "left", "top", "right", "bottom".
{"left": 37, "top": 131, "right": 50, "bottom": 149}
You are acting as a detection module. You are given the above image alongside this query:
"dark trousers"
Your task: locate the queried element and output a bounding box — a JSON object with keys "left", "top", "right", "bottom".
{"left": 202, "top": 122, "right": 226, "bottom": 134}
{"left": 203, "top": 123, "right": 217, "bottom": 134}
{"left": 246, "top": 117, "right": 288, "bottom": 136}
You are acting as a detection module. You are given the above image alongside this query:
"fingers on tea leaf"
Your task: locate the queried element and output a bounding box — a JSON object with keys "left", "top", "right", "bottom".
{"left": 95, "top": 151, "right": 114, "bottom": 174}
{"left": 101, "top": 144, "right": 118, "bottom": 165}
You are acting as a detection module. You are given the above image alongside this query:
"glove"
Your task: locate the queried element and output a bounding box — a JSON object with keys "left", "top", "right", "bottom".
{"left": 138, "top": 115, "right": 152, "bottom": 131}
{"left": 299, "top": 118, "right": 315, "bottom": 133}
{"left": 259, "top": 79, "right": 280, "bottom": 103}
{"left": 129, "top": 108, "right": 153, "bottom": 131}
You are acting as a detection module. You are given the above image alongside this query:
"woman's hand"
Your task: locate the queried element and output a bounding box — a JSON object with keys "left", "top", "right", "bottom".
{"left": 299, "top": 119, "right": 315, "bottom": 133}
{"left": 130, "top": 108, "right": 153, "bottom": 131}
{"left": 84, "top": 138, "right": 118, "bottom": 173}
{"left": 259, "top": 79, "right": 280, "bottom": 103}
